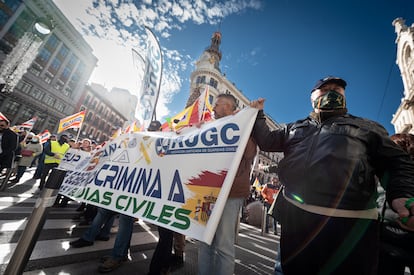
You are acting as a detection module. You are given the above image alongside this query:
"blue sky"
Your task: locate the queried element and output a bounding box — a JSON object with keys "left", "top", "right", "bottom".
{"left": 53, "top": 0, "right": 414, "bottom": 134}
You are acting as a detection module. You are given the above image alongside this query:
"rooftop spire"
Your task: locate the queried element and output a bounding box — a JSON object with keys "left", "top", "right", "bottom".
{"left": 206, "top": 31, "right": 222, "bottom": 61}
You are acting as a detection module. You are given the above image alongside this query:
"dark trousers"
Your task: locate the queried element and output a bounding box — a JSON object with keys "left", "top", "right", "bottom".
{"left": 33, "top": 154, "right": 45, "bottom": 179}
{"left": 39, "top": 162, "right": 58, "bottom": 189}
{"left": 280, "top": 200, "right": 379, "bottom": 275}
{"left": 16, "top": 165, "right": 27, "bottom": 180}
{"left": 148, "top": 226, "right": 174, "bottom": 275}
{"left": 264, "top": 201, "right": 277, "bottom": 233}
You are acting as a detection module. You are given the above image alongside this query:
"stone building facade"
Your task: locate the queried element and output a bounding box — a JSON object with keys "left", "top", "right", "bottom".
{"left": 76, "top": 84, "right": 127, "bottom": 143}
{"left": 0, "top": 0, "right": 97, "bottom": 134}
{"left": 392, "top": 18, "right": 414, "bottom": 134}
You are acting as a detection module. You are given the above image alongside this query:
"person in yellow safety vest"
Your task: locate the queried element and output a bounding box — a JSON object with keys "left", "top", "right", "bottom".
{"left": 39, "top": 134, "right": 70, "bottom": 190}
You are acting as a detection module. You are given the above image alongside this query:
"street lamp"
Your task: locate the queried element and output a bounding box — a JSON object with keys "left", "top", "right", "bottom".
{"left": 33, "top": 17, "right": 54, "bottom": 36}
{"left": 0, "top": 17, "right": 54, "bottom": 93}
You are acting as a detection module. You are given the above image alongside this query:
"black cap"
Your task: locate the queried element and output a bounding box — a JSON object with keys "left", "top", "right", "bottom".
{"left": 147, "top": 120, "right": 161, "bottom": 132}
{"left": 311, "top": 76, "right": 347, "bottom": 93}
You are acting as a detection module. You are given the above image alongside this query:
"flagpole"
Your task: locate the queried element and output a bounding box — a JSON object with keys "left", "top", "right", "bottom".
{"left": 201, "top": 85, "right": 208, "bottom": 121}
{"left": 75, "top": 122, "right": 83, "bottom": 143}
{"left": 75, "top": 111, "right": 86, "bottom": 142}
{"left": 22, "top": 125, "right": 33, "bottom": 144}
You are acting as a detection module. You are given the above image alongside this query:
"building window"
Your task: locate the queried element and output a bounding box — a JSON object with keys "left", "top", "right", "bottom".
{"left": 36, "top": 48, "right": 51, "bottom": 66}
{"left": 43, "top": 75, "right": 52, "bottom": 84}
{"left": 58, "top": 44, "right": 69, "bottom": 59}
{"left": 196, "top": 75, "right": 206, "bottom": 84}
{"left": 55, "top": 102, "right": 65, "bottom": 112}
{"left": 50, "top": 57, "right": 62, "bottom": 72}
{"left": 84, "top": 95, "right": 90, "bottom": 105}
{"left": 43, "top": 94, "right": 55, "bottom": 106}
{"left": 16, "top": 81, "right": 32, "bottom": 94}
{"left": 60, "top": 67, "right": 71, "bottom": 82}
{"left": 54, "top": 81, "right": 63, "bottom": 91}
{"left": 209, "top": 77, "right": 218, "bottom": 88}
{"left": 86, "top": 112, "right": 93, "bottom": 121}
{"left": 29, "top": 66, "right": 41, "bottom": 76}
{"left": 67, "top": 54, "right": 78, "bottom": 69}
{"left": 45, "top": 34, "right": 59, "bottom": 50}
{"left": 88, "top": 127, "right": 95, "bottom": 136}
{"left": 4, "top": 100, "right": 20, "bottom": 116}
{"left": 208, "top": 94, "right": 214, "bottom": 105}
{"left": 63, "top": 87, "right": 73, "bottom": 97}
{"left": 21, "top": 108, "right": 35, "bottom": 120}
{"left": 31, "top": 88, "right": 44, "bottom": 100}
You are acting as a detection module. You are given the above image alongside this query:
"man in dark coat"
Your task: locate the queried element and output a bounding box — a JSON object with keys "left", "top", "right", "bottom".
{"left": 250, "top": 76, "right": 414, "bottom": 274}
{"left": 0, "top": 119, "right": 18, "bottom": 169}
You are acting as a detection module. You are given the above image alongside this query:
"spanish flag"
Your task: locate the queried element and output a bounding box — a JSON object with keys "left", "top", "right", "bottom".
{"left": 170, "top": 86, "right": 213, "bottom": 131}
{"left": 253, "top": 177, "right": 262, "bottom": 191}
{"left": 57, "top": 111, "right": 86, "bottom": 133}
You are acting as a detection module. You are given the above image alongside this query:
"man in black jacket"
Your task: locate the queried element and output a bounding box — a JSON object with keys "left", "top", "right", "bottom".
{"left": 249, "top": 76, "right": 414, "bottom": 275}
{"left": 0, "top": 119, "right": 18, "bottom": 169}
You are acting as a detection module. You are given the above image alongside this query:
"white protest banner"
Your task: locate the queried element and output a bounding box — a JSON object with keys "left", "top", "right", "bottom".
{"left": 58, "top": 107, "right": 258, "bottom": 244}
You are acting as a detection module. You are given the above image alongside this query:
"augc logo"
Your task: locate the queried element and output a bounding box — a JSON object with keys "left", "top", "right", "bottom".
{"left": 154, "top": 123, "right": 240, "bottom": 156}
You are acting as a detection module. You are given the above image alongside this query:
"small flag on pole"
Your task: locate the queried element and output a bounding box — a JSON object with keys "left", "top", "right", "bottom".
{"left": 124, "top": 121, "right": 141, "bottom": 134}
{"left": 18, "top": 116, "right": 37, "bottom": 129}
{"left": 0, "top": 112, "right": 9, "bottom": 122}
{"left": 253, "top": 177, "right": 261, "bottom": 190}
{"left": 38, "top": 130, "right": 51, "bottom": 144}
{"left": 111, "top": 128, "right": 122, "bottom": 140}
{"left": 57, "top": 111, "right": 86, "bottom": 133}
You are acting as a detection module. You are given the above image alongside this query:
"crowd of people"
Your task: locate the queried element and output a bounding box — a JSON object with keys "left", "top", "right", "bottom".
{"left": 0, "top": 75, "right": 414, "bottom": 275}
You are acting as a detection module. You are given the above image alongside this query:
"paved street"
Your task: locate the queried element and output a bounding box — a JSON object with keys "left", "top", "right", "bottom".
{"left": 0, "top": 168, "right": 279, "bottom": 275}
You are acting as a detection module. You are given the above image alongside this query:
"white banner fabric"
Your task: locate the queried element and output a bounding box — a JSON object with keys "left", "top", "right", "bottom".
{"left": 58, "top": 108, "right": 258, "bottom": 245}
{"left": 136, "top": 27, "right": 162, "bottom": 129}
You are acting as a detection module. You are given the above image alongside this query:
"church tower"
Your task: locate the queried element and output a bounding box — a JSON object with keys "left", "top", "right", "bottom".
{"left": 185, "top": 31, "right": 223, "bottom": 107}
{"left": 391, "top": 18, "right": 414, "bottom": 134}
